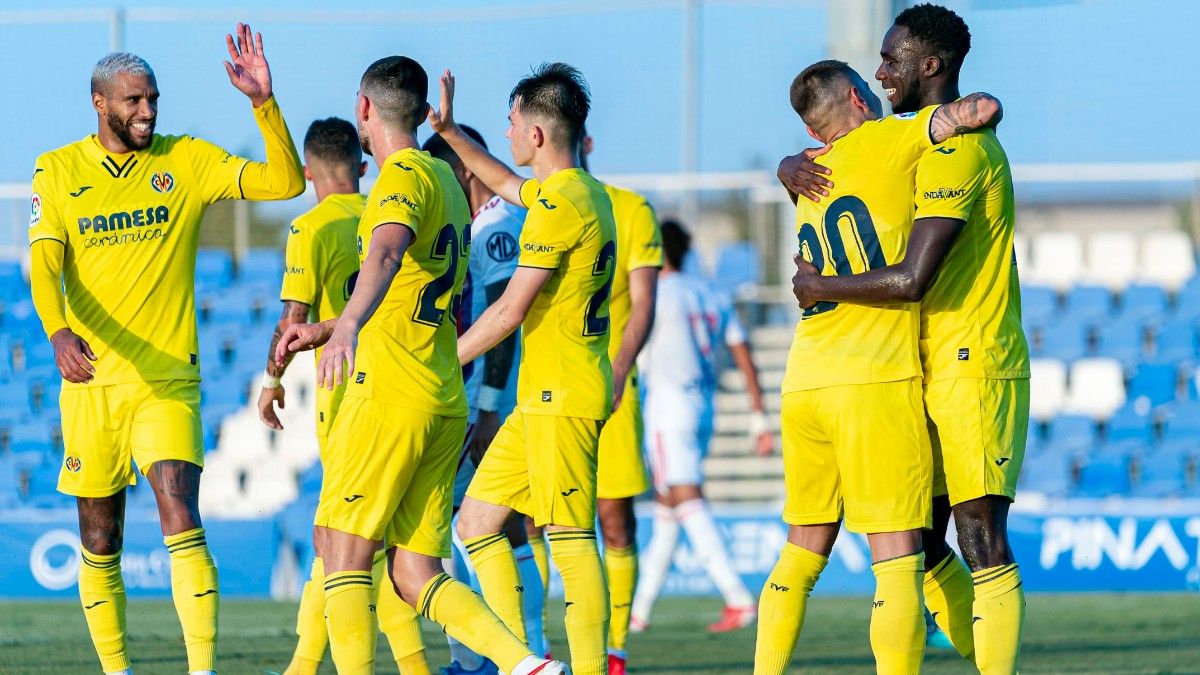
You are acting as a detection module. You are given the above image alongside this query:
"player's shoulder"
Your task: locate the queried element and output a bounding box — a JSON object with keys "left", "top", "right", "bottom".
{"left": 922, "top": 129, "right": 1006, "bottom": 172}
{"left": 603, "top": 182, "right": 650, "bottom": 211}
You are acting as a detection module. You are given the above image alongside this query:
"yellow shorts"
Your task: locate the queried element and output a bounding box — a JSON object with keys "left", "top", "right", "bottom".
{"left": 466, "top": 408, "right": 604, "bottom": 528}
{"left": 58, "top": 380, "right": 203, "bottom": 498}
{"left": 926, "top": 377, "right": 1030, "bottom": 505}
{"left": 781, "top": 378, "right": 932, "bottom": 534}
{"left": 315, "top": 396, "right": 467, "bottom": 556}
{"left": 596, "top": 376, "right": 649, "bottom": 500}
{"left": 314, "top": 381, "right": 348, "bottom": 450}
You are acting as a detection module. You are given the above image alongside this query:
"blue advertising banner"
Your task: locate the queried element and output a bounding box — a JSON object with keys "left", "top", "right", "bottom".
{"left": 632, "top": 506, "right": 1200, "bottom": 596}
{"left": 0, "top": 510, "right": 278, "bottom": 598}
{"left": 1, "top": 504, "right": 1198, "bottom": 598}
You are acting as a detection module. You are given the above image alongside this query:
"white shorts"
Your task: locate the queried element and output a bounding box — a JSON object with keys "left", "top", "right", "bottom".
{"left": 645, "top": 420, "right": 712, "bottom": 494}
{"left": 452, "top": 422, "right": 478, "bottom": 509}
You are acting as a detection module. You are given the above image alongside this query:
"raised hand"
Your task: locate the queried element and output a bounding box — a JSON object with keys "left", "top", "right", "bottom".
{"left": 223, "top": 22, "right": 272, "bottom": 107}
{"left": 426, "top": 69, "right": 457, "bottom": 134}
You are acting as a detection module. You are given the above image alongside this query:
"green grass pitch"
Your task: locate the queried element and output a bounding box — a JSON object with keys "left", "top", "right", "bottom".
{"left": 1, "top": 595, "right": 1197, "bottom": 673}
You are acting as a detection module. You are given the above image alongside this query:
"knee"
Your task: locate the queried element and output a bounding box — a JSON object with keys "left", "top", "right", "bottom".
{"left": 455, "top": 510, "right": 492, "bottom": 542}
{"left": 387, "top": 550, "right": 434, "bottom": 606}
{"left": 80, "top": 526, "right": 123, "bottom": 556}
{"left": 599, "top": 504, "right": 636, "bottom": 549}
{"left": 954, "top": 506, "right": 1012, "bottom": 570}
{"left": 158, "top": 500, "right": 202, "bottom": 536}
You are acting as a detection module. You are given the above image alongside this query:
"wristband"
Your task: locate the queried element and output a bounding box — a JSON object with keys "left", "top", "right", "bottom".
{"left": 747, "top": 410, "right": 770, "bottom": 437}
{"left": 476, "top": 385, "right": 503, "bottom": 412}
{"left": 262, "top": 372, "right": 282, "bottom": 389}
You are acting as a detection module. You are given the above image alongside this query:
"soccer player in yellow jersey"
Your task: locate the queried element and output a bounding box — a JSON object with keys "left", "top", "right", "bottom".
{"left": 27, "top": 26, "right": 304, "bottom": 675}
{"left": 256, "top": 118, "right": 431, "bottom": 675}
{"left": 518, "top": 126, "right": 662, "bottom": 673}
{"left": 754, "top": 60, "right": 1000, "bottom": 675}
{"left": 276, "top": 56, "right": 564, "bottom": 675}
{"left": 789, "top": 6, "right": 1030, "bottom": 674}
{"left": 428, "top": 63, "right": 617, "bottom": 675}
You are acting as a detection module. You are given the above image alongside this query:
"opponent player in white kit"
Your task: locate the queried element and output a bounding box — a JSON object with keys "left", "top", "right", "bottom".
{"left": 422, "top": 126, "right": 545, "bottom": 674}
{"left": 630, "top": 220, "right": 775, "bottom": 632}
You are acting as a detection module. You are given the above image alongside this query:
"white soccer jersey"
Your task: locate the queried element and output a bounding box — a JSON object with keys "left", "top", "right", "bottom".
{"left": 640, "top": 271, "right": 746, "bottom": 423}
{"left": 462, "top": 195, "right": 526, "bottom": 423}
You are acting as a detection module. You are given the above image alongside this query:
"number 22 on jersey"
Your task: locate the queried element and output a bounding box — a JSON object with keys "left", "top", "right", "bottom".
{"left": 796, "top": 195, "right": 885, "bottom": 319}
{"left": 413, "top": 223, "right": 470, "bottom": 327}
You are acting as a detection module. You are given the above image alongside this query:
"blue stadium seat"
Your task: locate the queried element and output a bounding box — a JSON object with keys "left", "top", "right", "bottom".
{"left": 713, "top": 242, "right": 761, "bottom": 294}
{"left": 298, "top": 462, "right": 323, "bottom": 496}
{"left": 1092, "top": 439, "right": 1147, "bottom": 463}
{"left": 1105, "top": 404, "right": 1153, "bottom": 444}
{"left": 8, "top": 423, "right": 54, "bottom": 459}
{"left": 0, "top": 382, "right": 32, "bottom": 420}
{"left": 1172, "top": 276, "right": 1200, "bottom": 323}
{"left": 1127, "top": 363, "right": 1179, "bottom": 410}
{"left": 1064, "top": 285, "right": 1114, "bottom": 324}
{"left": 1162, "top": 400, "right": 1200, "bottom": 441}
{"left": 1118, "top": 284, "right": 1170, "bottom": 324}
{"left": 125, "top": 482, "right": 159, "bottom": 513}
{"left": 1094, "top": 321, "right": 1146, "bottom": 369}
{"left": 1151, "top": 319, "right": 1197, "bottom": 365}
{"left": 238, "top": 248, "right": 285, "bottom": 287}
{"left": 1075, "top": 454, "right": 1132, "bottom": 498}
{"left": 1024, "top": 424, "right": 1045, "bottom": 457}
{"left": 1021, "top": 285, "right": 1058, "bottom": 327}
{"left": 1038, "top": 320, "right": 1089, "bottom": 362}
{"left": 206, "top": 303, "right": 256, "bottom": 326}
{"left": 1046, "top": 414, "right": 1097, "bottom": 456}
{"left": 1018, "top": 452, "right": 1072, "bottom": 497}
{"left": 1131, "top": 448, "right": 1189, "bottom": 498}
{"left": 0, "top": 260, "right": 28, "bottom": 305}
{"left": 196, "top": 249, "right": 234, "bottom": 291}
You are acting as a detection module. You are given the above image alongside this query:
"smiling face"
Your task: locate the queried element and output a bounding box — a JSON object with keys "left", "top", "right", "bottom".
{"left": 875, "top": 24, "right": 927, "bottom": 114}
{"left": 93, "top": 71, "right": 159, "bottom": 152}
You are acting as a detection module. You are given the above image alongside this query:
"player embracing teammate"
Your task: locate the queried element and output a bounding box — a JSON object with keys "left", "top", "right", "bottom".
{"left": 767, "top": 4, "right": 1030, "bottom": 674}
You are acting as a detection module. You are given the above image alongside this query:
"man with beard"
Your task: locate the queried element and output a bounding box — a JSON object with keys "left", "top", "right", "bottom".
{"left": 782, "top": 5, "right": 1030, "bottom": 673}
{"left": 28, "top": 25, "right": 304, "bottom": 675}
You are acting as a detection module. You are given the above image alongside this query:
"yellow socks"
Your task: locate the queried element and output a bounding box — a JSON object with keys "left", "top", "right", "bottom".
{"left": 547, "top": 529, "right": 609, "bottom": 675}
{"left": 164, "top": 528, "right": 219, "bottom": 672}
{"left": 284, "top": 556, "right": 327, "bottom": 675}
{"left": 373, "top": 551, "right": 430, "bottom": 675}
{"left": 464, "top": 533, "right": 527, "bottom": 643}
{"left": 870, "top": 552, "right": 926, "bottom": 675}
{"left": 79, "top": 549, "right": 129, "bottom": 674}
{"left": 753, "top": 543, "right": 827, "bottom": 675}
{"left": 605, "top": 544, "right": 637, "bottom": 655}
{"left": 418, "top": 572, "right": 531, "bottom": 674}
{"left": 972, "top": 564, "right": 1025, "bottom": 675}
{"left": 924, "top": 551, "right": 976, "bottom": 662}
{"left": 324, "top": 570, "right": 377, "bottom": 675}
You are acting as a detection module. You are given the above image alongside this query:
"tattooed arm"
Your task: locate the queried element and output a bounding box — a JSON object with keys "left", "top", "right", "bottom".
{"left": 930, "top": 92, "right": 1003, "bottom": 143}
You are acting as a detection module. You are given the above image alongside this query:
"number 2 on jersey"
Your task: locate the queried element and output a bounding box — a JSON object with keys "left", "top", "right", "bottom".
{"left": 797, "top": 195, "right": 886, "bottom": 318}
{"left": 583, "top": 239, "right": 617, "bottom": 336}
{"left": 413, "top": 223, "right": 469, "bottom": 327}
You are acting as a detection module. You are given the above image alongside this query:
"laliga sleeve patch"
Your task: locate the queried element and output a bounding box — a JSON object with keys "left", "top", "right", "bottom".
{"left": 29, "top": 193, "right": 42, "bottom": 227}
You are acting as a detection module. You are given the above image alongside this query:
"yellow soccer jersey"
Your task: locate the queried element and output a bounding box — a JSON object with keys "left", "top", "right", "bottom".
{"left": 516, "top": 169, "right": 617, "bottom": 419}
{"left": 346, "top": 148, "right": 471, "bottom": 417}
{"left": 604, "top": 184, "right": 663, "bottom": 364}
{"left": 28, "top": 98, "right": 301, "bottom": 387}
{"left": 913, "top": 130, "right": 1030, "bottom": 381}
{"left": 281, "top": 192, "right": 364, "bottom": 430}
{"left": 781, "top": 105, "right": 938, "bottom": 394}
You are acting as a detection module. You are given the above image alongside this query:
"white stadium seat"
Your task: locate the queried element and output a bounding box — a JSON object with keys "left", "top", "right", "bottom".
{"left": 1062, "top": 357, "right": 1126, "bottom": 419}
{"left": 1083, "top": 231, "right": 1138, "bottom": 290}
{"left": 1138, "top": 230, "right": 1196, "bottom": 291}
{"left": 1029, "top": 232, "right": 1085, "bottom": 291}
{"left": 1029, "top": 358, "right": 1068, "bottom": 421}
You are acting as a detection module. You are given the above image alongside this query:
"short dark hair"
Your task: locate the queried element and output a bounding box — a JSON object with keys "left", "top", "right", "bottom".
{"left": 660, "top": 219, "right": 692, "bottom": 270}
{"left": 303, "top": 117, "right": 361, "bottom": 167}
{"left": 894, "top": 3, "right": 972, "bottom": 71}
{"left": 508, "top": 62, "right": 590, "bottom": 149}
{"left": 421, "top": 124, "right": 487, "bottom": 167}
{"left": 789, "top": 60, "right": 857, "bottom": 129}
{"left": 360, "top": 56, "right": 429, "bottom": 132}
